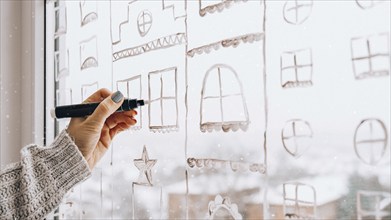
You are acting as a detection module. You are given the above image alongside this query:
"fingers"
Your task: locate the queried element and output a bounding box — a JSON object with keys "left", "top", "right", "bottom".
{"left": 87, "top": 91, "right": 124, "bottom": 125}
{"left": 108, "top": 112, "right": 137, "bottom": 138}
{"left": 109, "top": 122, "right": 133, "bottom": 139}
{"left": 102, "top": 114, "right": 137, "bottom": 147}
{"left": 105, "top": 111, "right": 137, "bottom": 129}
{"left": 83, "top": 88, "right": 111, "bottom": 103}
{"left": 117, "top": 109, "right": 137, "bottom": 118}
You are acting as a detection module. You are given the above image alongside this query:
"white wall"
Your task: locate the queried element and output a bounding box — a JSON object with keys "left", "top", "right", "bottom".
{"left": 0, "top": 0, "right": 44, "bottom": 169}
{"left": 0, "top": 1, "right": 22, "bottom": 168}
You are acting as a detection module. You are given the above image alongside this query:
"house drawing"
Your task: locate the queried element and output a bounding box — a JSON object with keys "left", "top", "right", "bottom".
{"left": 109, "top": 0, "right": 188, "bottom": 218}
{"left": 185, "top": 0, "right": 267, "bottom": 218}
{"left": 46, "top": 0, "right": 390, "bottom": 219}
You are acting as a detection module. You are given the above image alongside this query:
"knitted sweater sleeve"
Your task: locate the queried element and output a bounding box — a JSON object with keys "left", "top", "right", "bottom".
{"left": 0, "top": 130, "right": 91, "bottom": 219}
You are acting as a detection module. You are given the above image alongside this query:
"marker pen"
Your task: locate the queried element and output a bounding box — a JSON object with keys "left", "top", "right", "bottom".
{"left": 51, "top": 99, "right": 145, "bottom": 119}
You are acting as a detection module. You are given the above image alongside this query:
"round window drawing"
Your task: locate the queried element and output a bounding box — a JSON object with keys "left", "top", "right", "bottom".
{"left": 283, "top": 0, "right": 313, "bottom": 25}
{"left": 137, "top": 10, "right": 153, "bottom": 37}
{"left": 355, "top": 0, "right": 382, "bottom": 9}
{"left": 354, "top": 119, "right": 388, "bottom": 166}
{"left": 281, "top": 119, "right": 313, "bottom": 158}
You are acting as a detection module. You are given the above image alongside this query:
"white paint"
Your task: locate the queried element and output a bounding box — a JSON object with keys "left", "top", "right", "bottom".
{"left": 45, "top": 1, "right": 391, "bottom": 219}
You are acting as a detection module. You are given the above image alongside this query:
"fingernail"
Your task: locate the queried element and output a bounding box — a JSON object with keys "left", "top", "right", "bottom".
{"left": 134, "top": 110, "right": 138, "bottom": 115}
{"left": 111, "top": 91, "right": 123, "bottom": 103}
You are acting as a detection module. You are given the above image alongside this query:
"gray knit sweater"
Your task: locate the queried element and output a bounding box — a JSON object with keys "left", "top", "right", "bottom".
{"left": 0, "top": 130, "right": 91, "bottom": 219}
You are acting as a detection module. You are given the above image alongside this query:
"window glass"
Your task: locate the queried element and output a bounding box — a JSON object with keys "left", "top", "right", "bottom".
{"left": 46, "top": 1, "right": 390, "bottom": 219}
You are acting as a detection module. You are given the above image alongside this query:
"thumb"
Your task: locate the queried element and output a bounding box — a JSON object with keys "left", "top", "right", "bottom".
{"left": 88, "top": 91, "right": 124, "bottom": 125}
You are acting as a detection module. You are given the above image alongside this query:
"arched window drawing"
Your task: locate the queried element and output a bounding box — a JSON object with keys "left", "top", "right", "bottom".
{"left": 281, "top": 119, "right": 313, "bottom": 158}
{"left": 208, "top": 195, "right": 242, "bottom": 220}
{"left": 117, "top": 75, "right": 142, "bottom": 130}
{"left": 148, "top": 67, "right": 178, "bottom": 132}
{"left": 283, "top": 182, "right": 317, "bottom": 219}
{"left": 357, "top": 190, "right": 391, "bottom": 220}
{"left": 137, "top": 10, "right": 153, "bottom": 37}
{"left": 54, "top": 5, "right": 67, "bottom": 37}
{"left": 200, "top": 64, "right": 249, "bottom": 133}
{"left": 80, "top": 36, "right": 98, "bottom": 70}
{"left": 81, "top": 81, "right": 99, "bottom": 101}
{"left": 80, "top": 0, "right": 98, "bottom": 27}
{"left": 280, "top": 48, "right": 313, "bottom": 88}
{"left": 283, "top": 0, "right": 313, "bottom": 25}
{"left": 354, "top": 119, "right": 388, "bottom": 166}
{"left": 351, "top": 33, "right": 390, "bottom": 80}
{"left": 199, "top": 0, "right": 247, "bottom": 17}
{"left": 356, "top": 0, "right": 385, "bottom": 9}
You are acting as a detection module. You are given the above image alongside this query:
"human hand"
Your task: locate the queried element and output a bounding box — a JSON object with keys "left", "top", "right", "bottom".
{"left": 67, "top": 89, "right": 137, "bottom": 169}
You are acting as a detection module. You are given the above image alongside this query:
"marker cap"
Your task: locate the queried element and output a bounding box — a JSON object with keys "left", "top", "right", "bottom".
{"left": 50, "top": 109, "right": 56, "bottom": 119}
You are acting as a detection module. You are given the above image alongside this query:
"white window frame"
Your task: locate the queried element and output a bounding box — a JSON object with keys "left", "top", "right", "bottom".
{"left": 0, "top": 1, "right": 45, "bottom": 168}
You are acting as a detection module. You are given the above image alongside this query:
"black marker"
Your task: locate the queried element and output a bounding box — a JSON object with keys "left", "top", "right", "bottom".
{"left": 51, "top": 99, "right": 145, "bottom": 119}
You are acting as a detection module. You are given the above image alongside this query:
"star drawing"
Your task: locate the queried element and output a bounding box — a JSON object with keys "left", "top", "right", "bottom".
{"left": 133, "top": 145, "right": 157, "bottom": 185}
